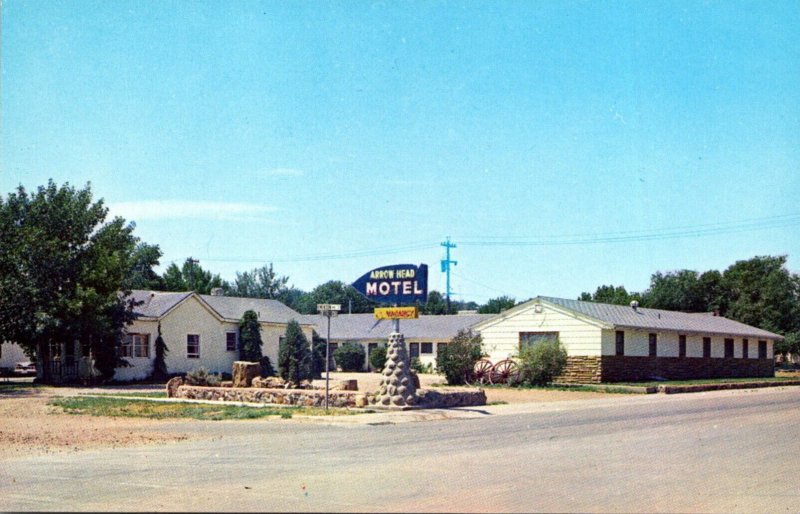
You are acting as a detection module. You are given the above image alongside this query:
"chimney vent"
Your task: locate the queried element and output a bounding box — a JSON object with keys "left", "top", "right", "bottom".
{"left": 210, "top": 287, "right": 224, "bottom": 296}
{"left": 630, "top": 300, "right": 639, "bottom": 310}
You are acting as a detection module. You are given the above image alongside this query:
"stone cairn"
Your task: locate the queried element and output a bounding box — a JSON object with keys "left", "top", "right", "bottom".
{"left": 376, "top": 332, "right": 417, "bottom": 408}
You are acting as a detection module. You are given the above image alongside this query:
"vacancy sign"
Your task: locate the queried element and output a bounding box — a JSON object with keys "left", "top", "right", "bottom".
{"left": 374, "top": 306, "right": 419, "bottom": 320}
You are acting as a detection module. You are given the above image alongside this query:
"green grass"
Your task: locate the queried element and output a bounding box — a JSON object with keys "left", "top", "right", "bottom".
{"left": 48, "top": 396, "right": 364, "bottom": 420}
{"left": 615, "top": 376, "right": 800, "bottom": 387}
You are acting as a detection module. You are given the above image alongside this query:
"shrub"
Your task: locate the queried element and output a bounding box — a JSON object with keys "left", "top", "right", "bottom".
{"left": 334, "top": 342, "right": 366, "bottom": 372}
{"left": 259, "top": 355, "right": 275, "bottom": 377}
{"left": 150, "top": 322, "right": 169, "bottom": 382}
{"left": 410, "top": 357, "right": 433, "bottom": 374}
{"left": 517, "top": 339, "right": 568, "bottom": 386}
{"left": 436, "top": 330, "right": 484, "bottom": 385}
{"left": 278, "top": 320, "right": 312, "bottom": 384}
{"left": 185, "top": 367, "right": 220, "bottom": 387}
{"left": 369, "top": 345, "right": 387, "bottom": 372}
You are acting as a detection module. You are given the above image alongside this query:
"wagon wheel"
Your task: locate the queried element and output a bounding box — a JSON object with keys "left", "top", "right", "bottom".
{"left": 468, "top": 359, "right": 494, "bottom": 386}
{"left": 490, "top": 359, "right": 520, "bottom": 385}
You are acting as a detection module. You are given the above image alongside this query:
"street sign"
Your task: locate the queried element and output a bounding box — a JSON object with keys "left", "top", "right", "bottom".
{"left": 317, "top": 304, "right": 341, "bottom": 312}
{"left": 374, "top": 306, "right": 419, "bottom": 320}
{"left": 352, "top": 263, "right": 428, "bottom": 305}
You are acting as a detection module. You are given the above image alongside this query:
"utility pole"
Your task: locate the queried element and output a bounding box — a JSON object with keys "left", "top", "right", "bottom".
{"left": 187, "top": 257, "right": 199, "bottom": 291}
{"left": 440, "top": 237, "right": 457, "bottom": 314}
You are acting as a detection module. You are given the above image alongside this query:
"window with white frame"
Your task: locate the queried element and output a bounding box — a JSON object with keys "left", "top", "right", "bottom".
{"left": 226, "top": 331, "right": 238, "bottom": 352}
{"left": 133, "top": 334, "right": 150, "bottom": 358}
{"left": 520, "top": 332, "right": 559, "bottom": 352}
{"left": 420, "top": 342, "right": 433, "bottom": 354}
{"left": 187, "top": 334, "right": 200, "bottom": 358}
{"left": 120, "top": 337, "right": 133, "bottom": 358}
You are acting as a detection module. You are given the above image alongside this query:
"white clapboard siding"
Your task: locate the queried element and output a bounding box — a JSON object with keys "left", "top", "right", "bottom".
{"left": 479, "top": 303, "right": 603, "bottom": 360}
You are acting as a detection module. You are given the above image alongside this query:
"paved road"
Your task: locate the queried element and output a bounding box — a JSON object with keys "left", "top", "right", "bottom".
{"left": 2, "top": 387, "right": 799, "bottom": 512}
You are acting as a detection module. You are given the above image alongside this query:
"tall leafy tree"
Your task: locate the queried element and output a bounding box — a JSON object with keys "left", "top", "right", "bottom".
{"left": 640, "top": 271, "right": 708, "bottom": 312}
{"left": 161, "top": 259, "right": 227, "bottom": 293}
{"left": 478, "top": 296, "right": 517, "bottom": 314}
{"left": 238, "top": 310, "right": 263, "bottom": 362}
{"left": 295, "top": 281, "right": 376, "bottom": 314}
{"left": 579, "top": 285, "right": 640, "bottom": 306}
{"left": 0, "top": 181, "right": 144, "bottom": 381}
{"left": 230, "top": 263, "right": 289, "bottom": 299}
{"left": 278, "top": 320, "right": 312, "bottom": 384}
{"left": 128, "top": 242, "right": 165, "bottom": 290}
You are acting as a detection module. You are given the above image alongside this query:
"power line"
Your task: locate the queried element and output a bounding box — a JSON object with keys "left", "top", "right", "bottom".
{"left": 458, "top": 213, "right": 800, "bottom": 247}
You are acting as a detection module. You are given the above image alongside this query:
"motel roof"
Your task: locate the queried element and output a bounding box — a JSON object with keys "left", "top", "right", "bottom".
{"left": 300, "top": 312, "right": 495, "bottom": 341}
{"left": 475, "top": 296, "right": 784, "bottom": 340}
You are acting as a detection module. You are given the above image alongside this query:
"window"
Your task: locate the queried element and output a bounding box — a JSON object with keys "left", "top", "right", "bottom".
{"left": 648, "top": 333, "right": 657, "bottom": 357}
{"left": 679, "top": 335, "right": 686, "bottom": 358}
{"left": 520, "top": 332, "right": 559, "bottom": 351}
{"left": 437, "top": 343, "right": 447, "bottom": 355}
{"left": 703, "top": 337, "right": 711, "bottom": 358}
{"left": 742, "top": 339, "right": 749, "bottom": 359}
{"left": 187, "top": 334, "right": 200, "bottom": 359}
{"left": 409, "top": 343, "right": 420, "bottom": 358}
{"left": 421, "top": 342, "right": 433, "bottom": 354}
{"left": 758, "top": 340, "right": 767, "bottom": 359}
{"left": 724, "top": 338, "right": 734, "bottom": 358}
{"left": 133, "top": 334, "right": 150, "bottom": 358}
{"left": 615, "top": 331, "right": 625, "bottom": 356}
{"left": 226, "top": 331, "right": 238, "bottom": 352}
{"left": 120, "top": 337, "right": 133, "bottom": 358}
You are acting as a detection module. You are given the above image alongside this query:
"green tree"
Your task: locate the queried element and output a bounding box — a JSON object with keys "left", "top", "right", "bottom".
{"left": 436, "top": 330, "right": 484, "bottom": 385}
{"left": 128, "top": 243, "right": 165, "bottom": 290}
{"left": 151, "top": 322, "right": 169, "bottom": 381}
{"left": 295, "top": 281, "right": 376, "bottom": 314}
{"left": 162, "top": 259, "right": 227, "bottom": 294}
{"left": 238, "top": 310, "right": 263, "bottom": 362}
{"left": 579, "top": 285, "right": 640, "bottom": 306}
{"left": 0, "top": 181, "right": 144, "bottom": 382}
{"left": 230, "top": 263, "right": 290, "bottom": 299}
{"left": 309, "top": 330, "right": 326, "bottom": 379}
{"left": 721, "top": 255, "right": 799, "bottom": 334}
{"left": 419, "top": 290, "right": 449, "bottom": 315}
{"left": 278, "top": 320, "right": 312, "bottom": 384}
{"left": 640, "top": 271, "right": 709, "bottom": 312}
{"left": 478, "top": 296, "right": 517, "bottom": 314}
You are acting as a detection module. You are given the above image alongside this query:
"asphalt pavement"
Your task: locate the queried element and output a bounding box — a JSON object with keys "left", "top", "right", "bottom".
{"left": 2, "top": 386, "right": 799, "bottom": 512}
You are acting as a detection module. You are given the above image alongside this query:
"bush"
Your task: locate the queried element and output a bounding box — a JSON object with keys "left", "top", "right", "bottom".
{"left": 436, "top": 330, "right": 484, "bottom": 385}
{"left": 334, "top": 342, "right": 366, "bottom": 372}
{"left": 239, "top": 310, "right": 263, "bottom": 362}
{"left": 410, "top": 357, "right": 433, "bottom": 374}
{"left": 369, "top": 345, "right": 387, "bottom": 372}
{"left": 310, "top": 331, "right": 326, "bottom": 379}
{"left": 185, "top": 367, "right": 221, "bottom": 386}
{"left": 517, "top": 339, "right": 568, "bottom": 386}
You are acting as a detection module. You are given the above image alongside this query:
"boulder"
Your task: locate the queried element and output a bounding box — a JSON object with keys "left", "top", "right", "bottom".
{"left": 166, "top": 376, "right": 183, "bottom": 398}
{"left": 333, "top": 379, "right": 358, "bottom": 391}
{"left": 355, "top": 394, "right": 369, "bottom": 408}
{"left": 232, "top": 361, "right": 261, "bottom": 388}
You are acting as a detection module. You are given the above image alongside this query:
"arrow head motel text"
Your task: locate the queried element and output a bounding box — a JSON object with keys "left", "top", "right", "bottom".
{"left": 365, "top": 268, "right": 426, "bottom": 297}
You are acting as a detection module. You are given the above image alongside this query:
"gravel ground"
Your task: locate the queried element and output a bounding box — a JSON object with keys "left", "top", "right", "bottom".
{"left": 0, "top": 372, "right": 615, "bottom": 460}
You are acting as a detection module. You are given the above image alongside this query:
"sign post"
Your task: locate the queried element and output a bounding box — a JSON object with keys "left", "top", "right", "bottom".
{"left": 316, "top": 303, "right": 341, "bottom": 411}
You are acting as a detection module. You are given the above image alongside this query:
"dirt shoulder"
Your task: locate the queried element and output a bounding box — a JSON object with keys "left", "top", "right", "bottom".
{"left": 0, "top": 373, "right": 619, "bottom": 460}
{"left": 0, "top": 385, "right": 193, "bottom": 460}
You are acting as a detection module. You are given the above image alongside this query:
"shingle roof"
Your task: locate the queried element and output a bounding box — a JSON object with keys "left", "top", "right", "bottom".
{"left": 300, "top": 313, "right": 495, "bottom": 341}
{"left": 127, "top": 290, "right": 193, "bottom": 318}
{"left": 199, "top": 294, "right": 308, "bottom": 324}
{"left": 539, "top": 296, "right": 783, "bottom": 339}
{"left": 127, "top": 290, "right": 308, "bottom": 324}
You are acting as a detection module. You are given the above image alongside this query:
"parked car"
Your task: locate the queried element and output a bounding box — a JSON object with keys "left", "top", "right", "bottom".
{"left": 14, "top": 362, "right": 37, "bottom": 376}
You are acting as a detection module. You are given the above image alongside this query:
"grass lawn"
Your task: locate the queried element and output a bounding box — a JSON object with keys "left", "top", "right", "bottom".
{"left": 84, "top": 392, "right": 168, "bottom": 398}
{"left": 49, "top": 397, "right": 366, "bottom": 420}
{"left": 616, "top": 376, "right": 800, "bottom": 387}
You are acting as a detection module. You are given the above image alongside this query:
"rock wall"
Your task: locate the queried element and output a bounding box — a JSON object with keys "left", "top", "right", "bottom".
{"left": 557, "top": 356, "right": 603, "bottom": 383}
{"left": 175, "top": 385, "right": 364, "bottom": 408}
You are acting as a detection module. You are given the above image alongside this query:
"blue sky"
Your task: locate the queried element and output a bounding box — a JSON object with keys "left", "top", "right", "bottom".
{"left": 2, "top": 0, "right": 798, "bottom": 303}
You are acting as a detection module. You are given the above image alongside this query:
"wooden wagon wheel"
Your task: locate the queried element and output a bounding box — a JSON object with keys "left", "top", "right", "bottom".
{"left": 469, "top": 359, "right": 494, "bottom": 385}
{"left": 490, "top": 359, "right": 520, "bottom": 385}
